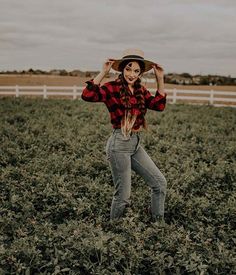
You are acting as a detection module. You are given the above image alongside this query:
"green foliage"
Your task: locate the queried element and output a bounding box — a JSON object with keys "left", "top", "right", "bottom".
{"left": 0, "top": 98, "right": 235, "bottom": 274}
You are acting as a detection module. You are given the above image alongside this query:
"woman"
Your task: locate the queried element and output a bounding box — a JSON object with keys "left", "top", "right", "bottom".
{"left": 81, "top": 49, "right": 167, "bottom": 222}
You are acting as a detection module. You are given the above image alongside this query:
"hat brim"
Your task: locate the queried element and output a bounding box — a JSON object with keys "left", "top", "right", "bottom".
{"left": 111, "top": 58, "right": 155, "bottom": 73}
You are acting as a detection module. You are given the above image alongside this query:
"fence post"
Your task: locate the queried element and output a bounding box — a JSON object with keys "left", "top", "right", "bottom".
{"left": 210, "top": 89, "right": 214, "bottom": 105}
{"left": 43, "top": 85, "right": 47, "bottom": 99}
{"left": 15, "top": 85, "right": 19, "bottom": 97}
{"left": 73, "top": 85, "right": 77, "bottom": 100}
{"left": 173, "top": 88, "right": 177, "bottom": 104}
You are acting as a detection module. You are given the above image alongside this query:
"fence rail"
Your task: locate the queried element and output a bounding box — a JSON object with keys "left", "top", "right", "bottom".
{"left": 0, "top": 85, "right": 236, "bottom": 107}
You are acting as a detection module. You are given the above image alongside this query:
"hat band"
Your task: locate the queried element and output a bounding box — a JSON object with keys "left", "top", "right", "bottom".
{"left": 122, "top": 55, "right": 144, "bottom": 60}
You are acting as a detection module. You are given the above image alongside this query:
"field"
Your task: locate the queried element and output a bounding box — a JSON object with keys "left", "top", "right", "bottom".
{"left": 0, "top": 97, "right": 236, "bottom": 274}
{"left": 1, "top": 74, "right": 236, "bottom": 91}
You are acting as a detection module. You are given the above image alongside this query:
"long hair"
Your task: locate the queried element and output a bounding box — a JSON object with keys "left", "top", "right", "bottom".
{"left": 118, "top": 60, "right": 147, "bottom": 130}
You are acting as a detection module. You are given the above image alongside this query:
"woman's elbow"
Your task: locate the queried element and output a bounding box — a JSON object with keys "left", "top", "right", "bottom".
{"left": 158, "top": 103, "right": 166, "bottom": 111}
{"left": 81, "top": 93, "right": 88, "bottom": 101}
{"left": 81, "top": 89, "right": 93, "bottom": 102}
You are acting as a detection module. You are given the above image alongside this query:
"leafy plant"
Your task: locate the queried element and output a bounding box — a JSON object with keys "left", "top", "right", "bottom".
{"left": 0, "top": 98, "right": 235, "bottom": 274}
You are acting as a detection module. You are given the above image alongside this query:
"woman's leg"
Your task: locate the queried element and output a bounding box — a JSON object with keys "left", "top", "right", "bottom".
{"left": 108, "top": 152, "right": 132, "bottom": 220}
{"left": 131, "top": 145, "right": 167, "bottom": 220}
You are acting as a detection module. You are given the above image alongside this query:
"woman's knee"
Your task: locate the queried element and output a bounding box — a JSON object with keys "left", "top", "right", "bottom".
{"left": 152, "top": 174, "right": 167, "bottom": 194}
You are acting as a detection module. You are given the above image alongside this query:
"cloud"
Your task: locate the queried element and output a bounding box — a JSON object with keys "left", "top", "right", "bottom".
{"left": 0, "top": 0, "right": 235, "bottom": 76}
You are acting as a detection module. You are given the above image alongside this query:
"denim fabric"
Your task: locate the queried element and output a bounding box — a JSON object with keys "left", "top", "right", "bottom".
{"left": 105, "top": 129, "right": 167, "bottom": 220}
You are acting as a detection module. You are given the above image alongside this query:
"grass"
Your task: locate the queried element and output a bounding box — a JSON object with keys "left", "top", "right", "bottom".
{"left": 0, "top": 97, "right": 235, "bottom": 274}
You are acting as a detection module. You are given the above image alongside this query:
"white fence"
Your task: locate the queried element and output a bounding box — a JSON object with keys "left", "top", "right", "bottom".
{"left": 0, "top": 85, "right": 80, "bottom": 100}
{"left": 0, "top": 85, "right": 236, "bottom": 107}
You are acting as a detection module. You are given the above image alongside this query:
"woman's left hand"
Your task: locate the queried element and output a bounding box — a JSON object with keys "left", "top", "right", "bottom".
{"left": 152, "top": 63, "right": 166, "bottom": 96}
{"left": 152, "top": 64, "right": 164, "bottom": 80}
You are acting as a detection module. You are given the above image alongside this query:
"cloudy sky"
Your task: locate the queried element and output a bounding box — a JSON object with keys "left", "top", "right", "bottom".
{"left": 0, "top": 0, "right": 236, "bottom": 76}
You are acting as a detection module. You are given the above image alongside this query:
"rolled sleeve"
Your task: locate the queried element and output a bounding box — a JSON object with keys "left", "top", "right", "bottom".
{"left": 81, "top": 80, "right": 108, "bottom": 102}
{"left": 144, "top": 88, "right": 167, "bottom": 111}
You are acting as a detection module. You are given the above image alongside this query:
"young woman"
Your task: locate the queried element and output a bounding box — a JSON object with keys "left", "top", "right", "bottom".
{"left": 81, "top": 49, "right": 167, "bottom": 222}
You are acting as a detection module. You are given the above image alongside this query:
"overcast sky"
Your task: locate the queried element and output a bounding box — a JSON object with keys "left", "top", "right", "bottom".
{"left": 0, "top": 0, "right": 236, "bottom": 76}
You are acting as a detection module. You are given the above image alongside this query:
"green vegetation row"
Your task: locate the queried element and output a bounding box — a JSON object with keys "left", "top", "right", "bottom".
{"left": 0, "top": 98, "right": 235, "bottom": 274}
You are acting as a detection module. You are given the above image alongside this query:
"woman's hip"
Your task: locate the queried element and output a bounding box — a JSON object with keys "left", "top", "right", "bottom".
{"left": 105, "top": 129, "right": 140, "bottom": 157}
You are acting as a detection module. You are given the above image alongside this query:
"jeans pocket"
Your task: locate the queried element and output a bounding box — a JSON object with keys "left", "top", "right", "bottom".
{"left": 114, "top": 132, "right": 134, "bottom": 152}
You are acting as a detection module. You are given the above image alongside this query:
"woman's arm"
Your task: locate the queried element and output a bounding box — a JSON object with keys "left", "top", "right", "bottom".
{"left": 93, "top": 59, "right": 114, "bottom": 84}
{"left": 143, "top": 87, "right": 166, "bottom": 111}
{"left": 152, "top": 64, "right": 166, "bottom": 96}
{"left": 81, "top": 59, "right": 115, "bottom": 102}
{"left": 143, "top": 64, "right": 167, "bottom": 111}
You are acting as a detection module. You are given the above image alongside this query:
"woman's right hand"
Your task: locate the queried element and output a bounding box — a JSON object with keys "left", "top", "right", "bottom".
{"left": 102, "top": 59, "right": 115, "bottom": 74}
{"left": 93, "top": 59, "right": 115, "bottom": 84}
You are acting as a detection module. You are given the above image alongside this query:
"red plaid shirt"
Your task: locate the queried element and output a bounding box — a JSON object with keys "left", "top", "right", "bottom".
{"left": 81, "top": 78, "right": 167, "bottom": 130}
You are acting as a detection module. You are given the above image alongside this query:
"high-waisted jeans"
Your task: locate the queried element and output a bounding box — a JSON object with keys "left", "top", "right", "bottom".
{"left": 105, "top": 129, "right": 167, "bottom": 220}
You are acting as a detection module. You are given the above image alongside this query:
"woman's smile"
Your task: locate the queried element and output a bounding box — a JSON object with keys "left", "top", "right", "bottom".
{"left": 123, "top": 61, "right": 141, "bottom": 86}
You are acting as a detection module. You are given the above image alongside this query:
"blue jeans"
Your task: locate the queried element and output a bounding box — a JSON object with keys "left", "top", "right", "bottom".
{"left": 105, "top": 129, "right": 167, "bottom": 220}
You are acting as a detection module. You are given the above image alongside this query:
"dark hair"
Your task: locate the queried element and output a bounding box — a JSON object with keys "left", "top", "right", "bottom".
{"left": 118, "top": 59, "right": 147, "bottom": 130}
{"left": 118, "top": 59, "right": 145, "bottom": 74}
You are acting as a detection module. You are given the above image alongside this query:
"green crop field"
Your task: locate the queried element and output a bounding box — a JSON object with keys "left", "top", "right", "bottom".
{"left": 0, "top": 97, "right": 235, "bottom": 274}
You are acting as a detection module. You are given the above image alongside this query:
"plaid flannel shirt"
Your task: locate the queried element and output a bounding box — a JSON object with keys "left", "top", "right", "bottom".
{"left": 81, "top": 78, "right": 167, "bottom": 130}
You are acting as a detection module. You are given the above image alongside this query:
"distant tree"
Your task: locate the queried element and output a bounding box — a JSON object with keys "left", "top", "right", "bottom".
{"left": 28, "top": 68, "right": 34, "bottom": 74}
{"left": 59, "top": 70, "right": 68, "bottom": 76}
{"left": 85, "top": 71, "right": 91, "bottom": 77}
{"left": 180, "top": 73, "right": 192, "bottom": 78}
{"left": 200, "top": 77, "right": 209, "bottom": 85}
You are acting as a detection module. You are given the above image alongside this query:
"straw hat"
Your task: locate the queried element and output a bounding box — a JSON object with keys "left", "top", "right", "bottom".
{"left": 112, "top": 49, "right": 155, "bottom": 72}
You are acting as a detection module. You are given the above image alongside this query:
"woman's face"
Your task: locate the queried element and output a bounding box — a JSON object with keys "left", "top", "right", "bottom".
{"left": 123, "top": 61, "right": 141, "bottom": 86}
